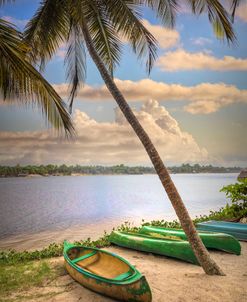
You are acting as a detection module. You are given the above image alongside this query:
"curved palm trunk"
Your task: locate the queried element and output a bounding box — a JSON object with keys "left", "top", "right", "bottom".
{"left": 81, "top": 22, "right": 224, "bottom": 276}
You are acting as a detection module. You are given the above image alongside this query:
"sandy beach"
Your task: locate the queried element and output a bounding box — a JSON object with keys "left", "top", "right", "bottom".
{"left": 0, "top": 221, "right": 119, "bottom": 251}
{"left": 3, "top": 242, "right": 247, "bottom": 302}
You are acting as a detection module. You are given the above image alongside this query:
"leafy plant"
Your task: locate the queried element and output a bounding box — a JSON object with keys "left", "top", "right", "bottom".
{"left": 194, "top": 180, "right": 247, "bottom": 223}
{"left": 220, "top": 179, "right": 247, "bottom": 218}
{"left": 221, "top": 179, "right": 247, "bottom": 203}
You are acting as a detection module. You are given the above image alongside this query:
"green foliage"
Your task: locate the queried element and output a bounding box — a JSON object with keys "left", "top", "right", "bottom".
{"left": 0, "top": 243, "right": 63, "bottom": 265}
{"left": 169, "top": 163, "right": 240, "bottom": 174}
{"left": 219, "top": 179, "right": 247, "bottom": 219}
{"left": 220, "top": 179, "right": 247, "bottom": 203}
{"left": 194, "top": 180, "right": 247, "bottom": 223}
{"left": 141, "top": 219, "right": 181, "bottom": 229}
{"left": 193, "top": 204, "right": 245, "bottom": 224}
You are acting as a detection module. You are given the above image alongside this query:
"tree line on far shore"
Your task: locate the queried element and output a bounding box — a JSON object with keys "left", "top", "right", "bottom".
{"left": 0, "top": 163, "right": 241, "bottom": 177}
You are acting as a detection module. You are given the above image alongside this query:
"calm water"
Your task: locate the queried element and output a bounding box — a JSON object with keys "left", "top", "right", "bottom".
{"left": 0, "top": 174, "right": 237, "bottom": 239}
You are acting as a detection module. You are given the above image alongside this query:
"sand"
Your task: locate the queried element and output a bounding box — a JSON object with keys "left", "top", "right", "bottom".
{"left": 5, "top": 242, "right": 247, "bottom": 302}
{"left": 0, "top": 221, "right": 124, "bottom": 251}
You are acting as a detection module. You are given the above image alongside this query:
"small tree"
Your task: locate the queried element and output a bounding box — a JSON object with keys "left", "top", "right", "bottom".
{"left": 220, "top": 179, "right": 247, "bottom": 219}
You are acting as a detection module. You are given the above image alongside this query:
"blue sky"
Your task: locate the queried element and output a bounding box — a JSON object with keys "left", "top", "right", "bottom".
{"left": 0, "top": 1, "right": 246, "bottom": 167}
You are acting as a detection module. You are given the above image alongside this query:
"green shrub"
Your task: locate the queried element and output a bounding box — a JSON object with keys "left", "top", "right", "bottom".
{"left": 220, "top": 179, "right": 247, "bottom": 218}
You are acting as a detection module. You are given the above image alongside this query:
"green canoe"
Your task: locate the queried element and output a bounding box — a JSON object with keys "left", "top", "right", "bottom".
{"left": 109, "top": 231, "right": 198, "bottom": 265}
{"left": 140, "top": 226, "right": 241, "bottom": 255}
{"left": 64, "top": 241, "right": 152, "bottom": 302}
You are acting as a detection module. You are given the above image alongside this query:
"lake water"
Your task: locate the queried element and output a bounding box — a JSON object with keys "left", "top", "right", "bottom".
{"left": 0, "top": 174, "right": 237, "bottom": 243}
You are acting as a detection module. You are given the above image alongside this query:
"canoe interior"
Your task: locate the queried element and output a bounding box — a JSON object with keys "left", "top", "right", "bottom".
{"left": 66, "top": 246, "right": 134, "bottom": 280}
{"left": 118, "top": 231, "right": 185, "bottom": 241}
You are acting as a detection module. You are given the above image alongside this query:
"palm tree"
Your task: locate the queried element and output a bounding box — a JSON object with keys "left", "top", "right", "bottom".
{"left": 0, "top": 2, "right": 73, "bottom": 135}
{"left": 24, "top": 0, "right": 241, "bottom": 275}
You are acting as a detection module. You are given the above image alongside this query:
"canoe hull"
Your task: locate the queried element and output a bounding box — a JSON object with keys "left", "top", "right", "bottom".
{"left": 196, "top": 221, "right": 247, "bottom": 241}
{"left": 64, "top": 260, "right": 151, "bottom": 302}
{"left": 64, "top": 241, "right": 152, "bottom": 302}
{"left": 140, "top": 226, "right": 241, "bottom": 255}
{"left": 109, "top": 231, "right": 198, "bottom": 265}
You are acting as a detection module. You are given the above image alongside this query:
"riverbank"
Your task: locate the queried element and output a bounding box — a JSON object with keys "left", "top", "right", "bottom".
{"left": 1, "top": 243, "right": 247, "bottom": 302}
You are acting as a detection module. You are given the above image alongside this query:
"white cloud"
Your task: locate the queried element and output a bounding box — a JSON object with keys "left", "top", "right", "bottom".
{"left": 53, "top": 79, "right": 247, "bottom": 114}
{"left": 236, "top": 3, "right": 247, "bottom": 22}
{"left": 157, "top": 49, "right": 247, "bottom": 71}
{"left": 0, "top": 100, "right": 208, "bottom": 165}
{"left": 142, "top": 19, "right": 179, "bottom": 49}
{"left": 191, "top": 37, "right": 212, "bottom": 46}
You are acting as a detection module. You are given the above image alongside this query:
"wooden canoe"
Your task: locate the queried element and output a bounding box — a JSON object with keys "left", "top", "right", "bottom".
{"left": 109, "top": 231, "right": 198, "bottom": 265}
{"left": 139, "top": 226, "right": 241, "bottom": 255}
{"left": 196, "top": 220, "right": 247, "bottom": 241}
{"left": 63, "top": 241, "right": 152, "bottom": 302}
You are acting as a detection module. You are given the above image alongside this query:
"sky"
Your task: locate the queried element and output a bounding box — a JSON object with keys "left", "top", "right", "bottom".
{"left": 0, "top": 0, "right": 247, "bottom": 167}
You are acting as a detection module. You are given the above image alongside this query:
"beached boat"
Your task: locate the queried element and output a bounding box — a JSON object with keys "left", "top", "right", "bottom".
{"left": 196, "top": 220, "right": 247, "bottom": 241}
{"left": 63, "top": 241, "right": 152, "bottom": 302}
{"left": 109, "top": 231, "right": 198, "bottom": 265}
{"left": 139, "top": 226, "right": 241, "bottom": 255}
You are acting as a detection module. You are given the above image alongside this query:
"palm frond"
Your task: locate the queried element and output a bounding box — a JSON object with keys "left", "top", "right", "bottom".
{"left": 104, "top": 0, "right": 158, "bottom": 74}
{"left": 0, "top": 18, "right": 74, "bottom": 135}
{"left": 24, "top": 0, "right": 70, "bottom": 70}
{"left": 185, "top": 0, "right": 235, "bottom": 42}
{"left": 65, "top": 23, "right": 86, "bottom": 113}
{"left": 142, "top": 0, "right": 179, "bottom": 27}
{"left": 80, "top": 0, "right": 122, "bottom": 76}
{"left": 230, "top": 0, "right": 242, "bottom": 20}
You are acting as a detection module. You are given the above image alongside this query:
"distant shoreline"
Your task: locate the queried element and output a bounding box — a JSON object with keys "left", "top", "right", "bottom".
{"left": 0, "top": 163, "right": 242, "bottom": 178}
{"left": 0, "top": 171, "right": 240, "bottom": 178}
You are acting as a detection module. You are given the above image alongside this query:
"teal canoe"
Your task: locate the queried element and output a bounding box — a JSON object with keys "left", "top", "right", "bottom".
{"left": 139, "top": 226, "right": 241, "bottom": 255}
{"left": 196, "top": 220, "right": 247, "bottom": 241}
{"left": 109, "top": 231, "right": 198, "bottom": 265}
{"left": 63, "top": 241, "right": 152, "bottom": 302}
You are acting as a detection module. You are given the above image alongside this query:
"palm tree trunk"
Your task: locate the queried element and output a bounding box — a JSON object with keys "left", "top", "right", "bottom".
{"left": 81, "top": 21, "right": 224, "bottom": 276}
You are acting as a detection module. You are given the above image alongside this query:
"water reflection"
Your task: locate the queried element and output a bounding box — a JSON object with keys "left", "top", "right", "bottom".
{"left": 0, "top": 174, "right": 237, "bottom": 239}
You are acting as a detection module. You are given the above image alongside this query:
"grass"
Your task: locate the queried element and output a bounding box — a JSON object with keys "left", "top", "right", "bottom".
{"left": 0, "top": 260, "right": 68, "bottom": 301}
{"left": 0, "top": 261, "right": 51, "bottom": 298}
